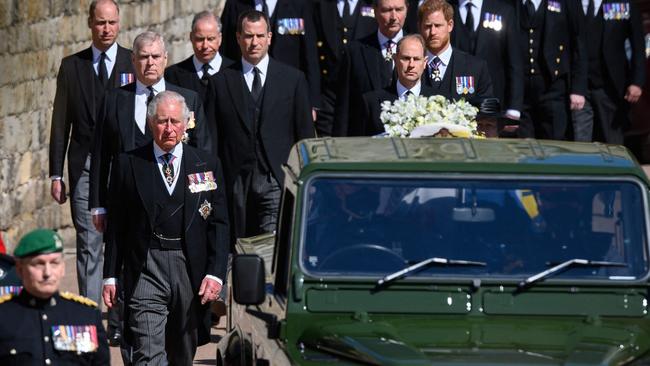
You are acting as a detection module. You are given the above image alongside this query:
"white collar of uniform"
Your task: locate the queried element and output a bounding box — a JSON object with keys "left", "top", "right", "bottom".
{"left": 242, "top": 54, "right": 270, "bottom": 76}
{"left": 153, "top": 141, "right": 184, "bottom": 163}
{"left": 377, "top": 29, "right": 404, "bottom": 49}
{"left": 427, "top": 45, "right": 453, "bottom": 66}
{"left": 522, "top": 0, "right": 542, "bottom": 10}
{"left": 397, "top": 79, "right": 422, "bottom": 98}
{"left": 192, "top": 53, "right": 223, "bottom": 74}
{"left": 459, "top": 0, "right": 483, "bottom": 11}
{"left": 91, "top": 42, "right": 118, "bottom": 63}
{"left": 136, "top": 78, "right": 166, "bottom": 96}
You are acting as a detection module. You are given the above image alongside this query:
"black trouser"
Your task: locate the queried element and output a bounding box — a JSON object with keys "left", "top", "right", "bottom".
{"left": 519, "top": 74, "right": 569, "bottom": 140}
{"left": 572, "top": 87, "right": 624, "bottom": 144}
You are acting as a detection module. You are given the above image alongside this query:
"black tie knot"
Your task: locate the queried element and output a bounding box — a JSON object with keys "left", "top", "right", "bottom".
{"left": 201, "top": 63, "right": 210, "bottom": 85}
{"left": 526, "top": 0, "right": 536, "bottom": 17}
{"left": 251, "top": 67, "right": 262, "bottom": 101}
{"left": 465, "top": 2, "right": 475, "bottom": 32}
{"left": 146, "top": 86, "right": 155, "bottom": 106}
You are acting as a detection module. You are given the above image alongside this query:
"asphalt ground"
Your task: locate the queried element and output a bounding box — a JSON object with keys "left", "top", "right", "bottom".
{"left": 59, "top": 248, "right": 226, "bottom": 365}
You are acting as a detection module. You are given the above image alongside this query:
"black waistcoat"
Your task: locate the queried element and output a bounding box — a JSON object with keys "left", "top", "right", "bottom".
{"left": 151, "top": 157, "right": 186, "bottom": 241}
{"left": 244, "top": 88, "right": 272, "bottom": 174}
{"left": 585, "top": 6, "right": 605, "bottom": 88}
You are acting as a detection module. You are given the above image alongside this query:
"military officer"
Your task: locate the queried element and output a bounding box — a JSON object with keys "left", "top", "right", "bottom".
{"left": 0, "top": 229, "right": 110, "bottom": 366}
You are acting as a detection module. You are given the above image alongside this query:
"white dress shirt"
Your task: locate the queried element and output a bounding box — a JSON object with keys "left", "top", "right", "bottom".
{"left": 459, "top": 0, "right": 483, "bottom": 32}
{"left": 378, "top": 29, "right": 404, "bottom": 62}
{"left": 242, "top": 55, "right": 270, "bottom": 91}
{"left": 582, "top": 0, "right": 603, "bottom": 16}
{"left": 523, "top": 0, "right": 542, "bottom": 11}
{"left": 193, "top": 53, "right": 223, "bottom": 79}
{"left": 92, "top": 42, "right": 118, "bottom": 78}
{"left": 255, "top": 0, "right": 278, "bottom": 16}
{"left": 337, "top": 0, "right": 359, "bottom": 17}
{"left": 135, "top": 78, "right": 166, "bottom": 134}
{"left": 397, "top": 80, "right": 422, "bottom": 100}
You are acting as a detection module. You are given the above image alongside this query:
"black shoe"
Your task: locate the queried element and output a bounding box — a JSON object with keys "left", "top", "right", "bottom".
{"left": 107, "top": 328, "right": 122, "bottom": 347}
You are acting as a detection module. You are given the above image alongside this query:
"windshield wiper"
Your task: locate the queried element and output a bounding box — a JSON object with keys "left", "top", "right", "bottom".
{"left": 516, "top": 258, "right": 627, "bottom": 292}
{"left": 375, "top": 257, "right": 486, "bottom": 289}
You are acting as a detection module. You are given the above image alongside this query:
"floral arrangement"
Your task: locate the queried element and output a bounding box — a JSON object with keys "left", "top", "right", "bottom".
{"left": 380, "top": 94, "right": 480, "bottom": 138}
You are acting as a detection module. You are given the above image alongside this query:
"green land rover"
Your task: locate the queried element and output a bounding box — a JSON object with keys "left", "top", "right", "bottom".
{"left": 218, "top": 137, "right": 650, "bottom": 365}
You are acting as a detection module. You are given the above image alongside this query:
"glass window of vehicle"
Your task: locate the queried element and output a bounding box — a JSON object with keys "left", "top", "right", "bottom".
{"left": 300, "top": 175, "right": 649, "bottom": 280}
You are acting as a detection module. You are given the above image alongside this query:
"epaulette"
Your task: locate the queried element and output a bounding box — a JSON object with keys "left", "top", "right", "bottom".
{"left": 60, "top": 291, "right": 98, "bottom": 308}
{"left": 0, "top": 293, "right": 15, "bottom": 304}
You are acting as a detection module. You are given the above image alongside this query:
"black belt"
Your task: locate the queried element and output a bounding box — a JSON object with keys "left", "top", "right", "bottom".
{"left": 150, "top": 233, "right": 183, "bottom": 250}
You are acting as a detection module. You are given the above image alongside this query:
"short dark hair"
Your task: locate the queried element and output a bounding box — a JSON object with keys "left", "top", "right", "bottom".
{"left": 236, "top": 10, "right": 271, "bottom": 33}
{"left": 88, "top": 0, "right": 119, "bottom": 20}
{"left": 418, "top": 0, "right": 454, "bottom": 24}
{"left": 191, "top": 10, "right": 222, "bottom": 33}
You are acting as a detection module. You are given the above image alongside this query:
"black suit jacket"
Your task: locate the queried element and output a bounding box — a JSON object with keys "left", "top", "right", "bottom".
{"left": 515, "top": 0, "right": 587, "bottom": 96}
{"left": 104, "top": 142, "right": 229, "bottom": 345}
{"left": 164, "top": 54, "right": 235, "bottom": 102}
{"left": 591, "top": 0, "right": 645, "bottom": 99}
{"left": 451, "top": 0, "right": 524, "bottom": 111}
{"left": 333, "top": 33, "right": 396, "bottom": 136}
{"left": 221, "top": 0, "right": 321, "bottom": 107}
{"left": 49, "top": 45, "right": 133, "bottom": 193}
{"left": 206, "top": 58, "right": 314, "bottom": 194}
{"left": 89, "top": 81, "right": 211, "bottom": 210}
{"left": 422, "top": 48, "right": 494, "bottom": 105}
{"left": 359, "top": 82, "right": 437, "bottom": 136}
{"left": 404, "top": 0, "right": 423, "bottom": 34}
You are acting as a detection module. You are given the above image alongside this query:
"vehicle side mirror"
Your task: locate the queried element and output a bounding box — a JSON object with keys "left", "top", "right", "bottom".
{"left": 232, "top": 254, "right": 266, "bottom": 305}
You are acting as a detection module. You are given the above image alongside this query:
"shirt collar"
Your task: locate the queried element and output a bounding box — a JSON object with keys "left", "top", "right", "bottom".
{"left": 242, "top": 54, "right": 270, "bottom": 75}
{"left": 396, "top": 80, "right": 422, "bottom": 97}
{"left": 459, "top": 0, "right": 483, "bottom": 11}
{"left": 91, "top": 42, "right": 118, "bottom": 63}
{"left": 192, "top": 53, "right": 223, "bottom": 73}
{"left": 377, "top": 29, "right": 404, "bottom": 49}
{"left": 522, "top": 0, "right": 542, "bottom": 10}
{"left": 136, "top": 77, "right": 166, "bottom": 95}
{"left": 153, "top": 141, "right": 183, "bottom": 161}
{"left": 427, "top": 45, "right": 453, "bottom": 66}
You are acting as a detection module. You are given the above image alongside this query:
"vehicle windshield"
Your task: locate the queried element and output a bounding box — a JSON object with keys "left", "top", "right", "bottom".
{"left": 301, "top": 176, "right": 649, "bottom": 280}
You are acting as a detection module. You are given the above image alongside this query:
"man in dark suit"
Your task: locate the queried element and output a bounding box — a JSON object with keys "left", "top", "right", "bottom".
{"left": 451, "top": 0, "right": 524, "bottom": 123}
{"left": 333, "top": 0, "right": 410, "bottom": 136}
{"left": 48, "top": 0, "right": 132, "bottom": 327}
{"left": 312, "top": 0, "right": 378, "bottom": 135}
{"left": 515, "top": 0, "right": 587, "bottom": 140}
{"left": 359, "top": 34, "right": 435, "bottom": 135}
{"left": 90, "top": 31, "right": 212, "bottom": 230}
{"left": 164, "top": 11, "right": 235, "bottom": 103}
{"left": 206, "top": 10, "right": 314, "bottom": 239}
{"left": 103, "top": 91, "right": 229, "bottom": 365}
{"left": 572, "top": 0, "right": 645, "bottom": 144}
{"left": 220, "top": 0, "right": 321, "bottom": 117}
{"left": 418, "top": 0, "right": 494, "bottom": 105}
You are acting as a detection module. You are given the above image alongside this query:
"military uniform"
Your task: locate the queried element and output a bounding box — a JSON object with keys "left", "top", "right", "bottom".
{"left": 0, "top": 291, "right": 109, "bottom": 366}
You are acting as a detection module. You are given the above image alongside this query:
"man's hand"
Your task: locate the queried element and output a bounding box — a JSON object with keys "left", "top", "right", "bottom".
{"left": 92, "top": 213, "right": 106, "bottom": 232}
{"left": 625, "top": 85, "right": 643, "bottom": 103}
{"left": 103, "top": 284, "right": 117, "bottom": 308}
{"left": 51, "top": 179, "right": 67, "bottom": 204}
{"left": 569, "top": 94, "right": 585, "bottom": 111}
{"left": 198, "top": 277, "right": 222, "bottom": 305}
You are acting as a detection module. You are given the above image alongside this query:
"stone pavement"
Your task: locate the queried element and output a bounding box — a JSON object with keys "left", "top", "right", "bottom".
{"left": 59, "top": 248, "right": 225, "bottom": 365}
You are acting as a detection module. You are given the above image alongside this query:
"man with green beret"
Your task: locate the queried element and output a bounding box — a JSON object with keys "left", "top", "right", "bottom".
{"left": 0, "top": 229, "right": 110, "bottom": 365}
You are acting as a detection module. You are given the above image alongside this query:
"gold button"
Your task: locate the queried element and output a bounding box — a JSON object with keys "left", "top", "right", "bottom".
{"left": 556, "top": 58, "right": 560, "bottom": 64}
{"left": 320, "top": 55, "right": 325, "bottom": 61}
{"left": 42, "top": 314, "right": 47, "bottom": 320}
{"left": 529, "top": 48, "right": 533, "bottom": 54}
{"left": 559, "top": 45, "right": 564, "bottom": 51}
{"left": 554, "top": 70, "right": 559, "bottom": 76}
{"left": 45, "top": 359, "right": 51, "bottom": 365}
{"left": 343, "top": 27, "right": 348, "bottom": 32}
{"left": 531, "top": 68, "right": 535, "bottom": 74}
{"left": 529, "top": 29, "right": 534, "bottom": 34}
{"left": 44, "top": 336, "right": 49, "bottom": 342}
{"left": 343, "top": 39, "right": 348, "bottom": 44}
{"left": 322, "top": 69, "right": 328, "bottom": 75}
{"left": 530, "top": 58, "right": 534, "bottom": 63}
{"left": 317, "top": 41, "right": 323, "bottom": 48}
{"left": 529, "top": 39, "right": 533, "bottom": 44}
{"left": 10, "top": 349, "right": 16, "bottom": 355}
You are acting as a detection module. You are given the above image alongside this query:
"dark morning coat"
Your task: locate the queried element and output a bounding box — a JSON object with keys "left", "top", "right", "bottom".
{"left": 103, "top": 142, "right": 229, "bottom": 346}
{"left": 49, "top": 45, "right": 133, "bottom": 193}
{"left": 164, "top": 54, "right": 235, "bottom": 103}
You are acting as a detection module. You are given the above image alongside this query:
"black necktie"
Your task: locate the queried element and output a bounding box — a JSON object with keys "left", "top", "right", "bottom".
{"left": 161, "top": 153, "right": 175, "bottom": 187}
{"left": 465, "top": 2, "right": 475, "bottom": 33}
{"left": 343, "top": 0, "right": 350, "bottom": 18}
{"left": 146, "top": 86, "right": 155, "bottom": 106}
{"left": 526, "top": 0, "right": 536, "bottom": 17}
{"left": 586, "top": 0, "right": 595, "bottom": 17}
{"left": 201, "top": 63, "right": 210, "bottom": 86}
{"left": 251, "top": 67, "right": 262, "bottom": 101}
{"left": 262, "top": 0, "right": 270, "bottom": 17}
{"left": 98, "top": 52, "right": 108, "bottom": 87}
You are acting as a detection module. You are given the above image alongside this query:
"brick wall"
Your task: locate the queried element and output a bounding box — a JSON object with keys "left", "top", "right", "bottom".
{"left": 0, "top": 0, "right": 224, "bottom": 251}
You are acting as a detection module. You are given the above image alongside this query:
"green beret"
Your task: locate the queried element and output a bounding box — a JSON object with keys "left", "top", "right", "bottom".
{"left": 14, "top": 229, "right": 64, "bottom": 258}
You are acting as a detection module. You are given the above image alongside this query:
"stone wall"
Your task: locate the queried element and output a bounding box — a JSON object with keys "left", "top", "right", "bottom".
{"left": 0, "top": 0, "right": 224, "bottom": 251}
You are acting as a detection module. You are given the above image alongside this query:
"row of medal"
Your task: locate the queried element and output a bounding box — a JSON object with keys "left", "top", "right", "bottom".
{"left": 52, "top": 325, "right": 99, "bottom": 353}
{"left": 603, "top": 3, "right": 631, "bottom": 20}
